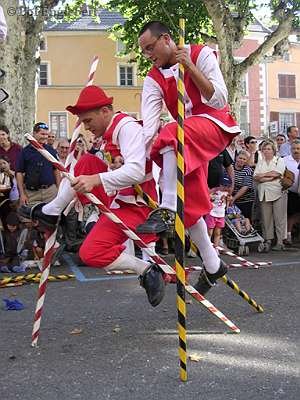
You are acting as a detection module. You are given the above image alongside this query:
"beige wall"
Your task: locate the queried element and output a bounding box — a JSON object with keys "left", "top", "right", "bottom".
{"left": 37, "top": 31, "right": 143, "bottom": 137}
{"left": 268, "top": 43, "right": 300, "bottom": 112}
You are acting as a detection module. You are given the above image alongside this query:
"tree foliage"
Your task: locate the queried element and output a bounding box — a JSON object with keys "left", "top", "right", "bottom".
{"left": 107, "top": 0, "right": 300, "bottom": 117}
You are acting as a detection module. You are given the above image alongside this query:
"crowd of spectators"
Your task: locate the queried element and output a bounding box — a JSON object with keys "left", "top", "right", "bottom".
{"left": 0, "top": 120, "right": 299, "bottom": 272}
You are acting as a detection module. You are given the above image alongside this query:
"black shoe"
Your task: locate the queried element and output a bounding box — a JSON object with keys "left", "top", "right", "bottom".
{"left": 19, "top": 203, "right": 59, "bottom": 229}
{"left": 136, "top": 208, "right": 175, "bottom": 234}
{"left": 194, "top": 261, "right": 228, "bottom": 295}
{"left": 139, "top": 263, "right": 166, "bottom": 307}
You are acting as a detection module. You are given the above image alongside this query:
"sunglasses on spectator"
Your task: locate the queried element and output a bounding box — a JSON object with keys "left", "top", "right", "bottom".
{"left": 59, "top": 146, "right": 69, "bottom": 149}
{"left": 36, "top": 123, "right": 49, "bottom": 130}
{"left": 276, "top": 138, "right": 285, "bottom": 141}
{"left": 249, "top": 140, "right": 257, "bottom": 144}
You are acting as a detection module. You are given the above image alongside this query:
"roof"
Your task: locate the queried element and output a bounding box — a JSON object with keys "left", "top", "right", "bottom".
{"left": 45, "top": 8, "right": 124, "bottom": 32}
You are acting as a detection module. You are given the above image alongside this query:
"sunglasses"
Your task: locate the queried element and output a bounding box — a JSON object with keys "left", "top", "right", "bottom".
{"left": 59, "top": 146, "right": 69, "bottom": 149}
{"left": 37, "top": 123, "right": 49, "bottom": 130}
{"left": 249, "top": 140, "right": 257, "bottom": 144}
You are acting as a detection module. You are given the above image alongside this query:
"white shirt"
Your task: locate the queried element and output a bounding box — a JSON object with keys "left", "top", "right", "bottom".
{"left": 0, "top": 6, "right": 7, "bottom": 40}
{"left": 141, "top": 45, "right": 228, "bottom": 149}
{"left": 254, "top": 156, "right": 285, "bottom": 202}
{"left": 283, "top": 155, "right": 300, "bottom": 193}
{"left": 99, "top": 121, "right": 146, "bottom": 194}
{"left": 210, "top": 190, "right": 228, "bottom": 218}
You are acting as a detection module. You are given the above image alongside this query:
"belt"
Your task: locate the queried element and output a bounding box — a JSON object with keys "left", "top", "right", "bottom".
{"left": 26, "top": 184, "right": 53, "bottom": 191}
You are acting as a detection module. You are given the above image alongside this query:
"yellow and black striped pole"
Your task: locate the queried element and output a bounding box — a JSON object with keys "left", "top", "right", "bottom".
{"left": 175, "top": 18, "right": 187, "bottom": 382}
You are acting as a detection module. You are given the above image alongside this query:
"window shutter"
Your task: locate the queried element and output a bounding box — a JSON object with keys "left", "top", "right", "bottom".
{"left": 296, "top": 113, "right": 300, "bottom": 131}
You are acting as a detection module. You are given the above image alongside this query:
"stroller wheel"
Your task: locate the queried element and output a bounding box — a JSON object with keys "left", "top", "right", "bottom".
{"left": 257, "top": 242, "right": 265, "bottom": 253}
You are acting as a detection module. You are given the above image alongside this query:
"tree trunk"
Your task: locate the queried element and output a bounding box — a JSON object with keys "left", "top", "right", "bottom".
{"left": 0, "top": 0, "right": 25, "bottom": 140}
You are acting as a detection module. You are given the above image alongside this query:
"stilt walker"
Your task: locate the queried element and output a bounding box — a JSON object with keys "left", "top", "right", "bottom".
{"left": 175, "top": 18, "right": 187, "bottom": 382}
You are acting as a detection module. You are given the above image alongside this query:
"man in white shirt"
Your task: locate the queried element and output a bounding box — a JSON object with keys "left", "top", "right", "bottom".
{"left": 19, "top": 85, "right": 165, "bottom": 307}
{"left": 0, "top": 6, "right": 7, "bottom": 41}
{"left": 279, "top": 126, "right": 299, "bottom": 157}
{"left": 136, "top": 21, "right": 240, "bottom": 294}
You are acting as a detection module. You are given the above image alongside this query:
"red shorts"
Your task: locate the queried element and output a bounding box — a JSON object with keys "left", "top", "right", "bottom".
{"left": 205, "top": 214, "right": 225, "bottom": 229}
{"left": 74, "top": 154, "right": 156, "bottom": 268}
{"left": 150, "top": 116, "right": 237, "bottom": 228}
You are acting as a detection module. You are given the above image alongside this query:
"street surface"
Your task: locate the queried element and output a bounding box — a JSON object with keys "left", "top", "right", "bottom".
{"left": 0, "top": 248, "right": 299, "bottom": 400}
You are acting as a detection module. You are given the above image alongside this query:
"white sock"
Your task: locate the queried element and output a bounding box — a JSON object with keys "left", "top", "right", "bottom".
{"left": 104, "top": 252, "right": 149, "bottom": 275}
{"left": 188, "top": 217, "right": 220, "bottom": 274}
{"left": 160, "top": 147, "right": 177, "bottom": 212}
{"left": 42, "top": 177, "right": 75, "bottom": 216}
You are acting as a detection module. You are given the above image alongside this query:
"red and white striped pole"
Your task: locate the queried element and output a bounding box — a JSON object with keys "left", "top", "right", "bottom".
{"left": 31, "top": 57, "right": 99, "bottom": 346}
{"left": 25, "top": 134, "right": 240, "bottom": 334}
{"left": 64, "top": 55, "right": 99, "bottom": 172}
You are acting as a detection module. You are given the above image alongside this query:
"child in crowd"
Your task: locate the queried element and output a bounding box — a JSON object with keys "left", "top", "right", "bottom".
{"left": 205, "top": 176, "right": 231, "bottom": 247}
{"left": 226, "top": 204, "right": 253, "bottom": 236}
{"left": 0, "top": 212, "right": 23, "bottom": 272}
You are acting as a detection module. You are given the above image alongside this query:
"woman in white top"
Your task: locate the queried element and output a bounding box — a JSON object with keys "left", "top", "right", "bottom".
{"left": 253, "top": 140, "right": 286, "bottom": 251}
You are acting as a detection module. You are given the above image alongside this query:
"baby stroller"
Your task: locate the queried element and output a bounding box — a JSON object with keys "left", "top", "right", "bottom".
{"left": 223, "top": 204, "right": 264, "bottom": 256}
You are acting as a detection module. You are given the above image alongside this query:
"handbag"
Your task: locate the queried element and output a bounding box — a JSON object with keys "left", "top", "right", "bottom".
{"left": 280, "top": 168, "right": 295, "bottom": 191}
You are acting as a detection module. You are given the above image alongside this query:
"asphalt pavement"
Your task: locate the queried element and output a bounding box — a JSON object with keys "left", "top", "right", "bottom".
{"left": 0, "top": 247, "right": 299, "bottom": 400}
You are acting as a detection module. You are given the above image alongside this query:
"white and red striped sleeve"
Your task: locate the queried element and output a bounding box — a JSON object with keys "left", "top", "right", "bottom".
{"left": 196, "top": 46, "right": 228, "bottom": 109}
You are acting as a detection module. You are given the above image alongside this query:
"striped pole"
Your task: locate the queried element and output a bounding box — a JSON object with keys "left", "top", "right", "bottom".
{"left": 64, "top": 55, "right": 99, "bottom": 172}
{"left": 221, "top": 276, "right": 264, "bottom": 313}
{"left": 32, "top": 230, "right": 59, "bottom": 346}
{"left": 31, "top": 57, "right": 99, "bottom": 347}
{"left": 215, "top": 246, "right": 272, "bottom": 269}
{"left": 25, "top": 133, "right": 240, "bottom": 334}
{"left": 134, "top": 184, "right": 264, "bottom": 312}
{"left": 175, "top": 18, "right": 187, "bottom": 381}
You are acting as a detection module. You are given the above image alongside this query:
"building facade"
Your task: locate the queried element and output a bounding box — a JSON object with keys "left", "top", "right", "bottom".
{"left": 37, "top": 10, "right": 300, "bottom": 139}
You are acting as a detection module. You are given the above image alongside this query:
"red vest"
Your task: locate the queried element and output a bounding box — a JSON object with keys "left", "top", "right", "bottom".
{"left": 147, "top": 44, "right": 240, "bottom": 133}
{"left": 102, "top": 112, "right": 158, "bottom": 206}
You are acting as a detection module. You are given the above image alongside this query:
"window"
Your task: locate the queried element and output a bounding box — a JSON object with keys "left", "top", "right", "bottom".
{"left": 239, "top": 101, "right": 250, "bottom": 135}
{"left": 119, "top": 65, "right": 133, "bottom": 86}
{"left": 39, "top": 37, "right": 46, "bottom": 51}
{"left": 50, "top": 112, "right": 68, "bottom": 137}
{"left": 279, "top": 113, "right": 295, "bottom": 134}
{"left": 278, "top": 74, "right": 296, "bottom": 98}
{"left": 39, "top": 63, "right": 49, "bottom": 86}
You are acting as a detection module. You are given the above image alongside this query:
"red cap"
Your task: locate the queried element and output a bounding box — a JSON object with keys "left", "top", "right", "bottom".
{"left": 66, "top": 85, "right": 113, "bottom": 115}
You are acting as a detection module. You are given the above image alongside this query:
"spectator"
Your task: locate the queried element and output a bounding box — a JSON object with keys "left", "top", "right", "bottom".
{"left": 16, "top": 122, "right": 61, "bottom": 206}
{"left": 254, "top": 140, "right": 286, "bottom": 251}
{"left": 279, "top": 126, "right": 299, "bottom": 157}
{"left": 0, "top": 125, "right": 23, "bottom": 171}
{"left": 226, "top": 204, "right": 252, "bottom": 235}
{"left": 0, "top": 212, "right": 23, "bottom": 273}
{"left": 205, "top": 176, "right": 231, "bottom": 247}
{"left": 275, "top": 134, "right": 286, "bottom": 152}
{"left": 231, "top": 150, "right": 255, "bottom": 221}
{"left": 56, "top": 138, "right": 70, "bottom": 164}
{"left": 226, "top": 135, "right": 242, "bottom": 161}
{"left": 283, "top": 139, "right": 300, "bottom": 245}
{"left": 208, "top": 149, "right": 234, "bottom": 192}
{"left": 244, "top": 136, "right": 259, "bottom": 168}
{"left": 47, "top": 131, "right": 56, "bottom": 148}
{"left": 0, "top": 155, "right": 18, "bottom": 229}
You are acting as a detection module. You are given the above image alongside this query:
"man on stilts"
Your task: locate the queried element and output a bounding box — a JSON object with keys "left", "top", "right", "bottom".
{"left": 136, "top": 21, "right": 241, "bottom": 294}
{"left": 20, "top": 86, "right": 165, "bottom": 307}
